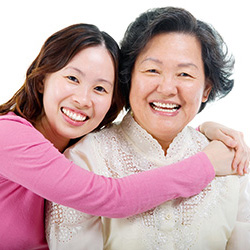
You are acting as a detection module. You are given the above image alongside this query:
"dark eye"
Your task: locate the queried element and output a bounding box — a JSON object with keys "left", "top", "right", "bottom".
{"left": 147, "top": 69, "right": 159, "bottom": 74}
{"left": 94, "top": 86, "right": 106, "bottom": 93}
{"left": 67, "top": 76, "right": 79, "bottom": 83}
{"left": 180, "top": 72, "right": 192, "bottom": 77}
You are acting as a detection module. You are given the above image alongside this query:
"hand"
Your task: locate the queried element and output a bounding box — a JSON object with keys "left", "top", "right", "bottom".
{"left": 199, "top": 122, "right": 250, "bottom": 175}
{"left": 203, "top": 140, "right": 237, "bottom": 176}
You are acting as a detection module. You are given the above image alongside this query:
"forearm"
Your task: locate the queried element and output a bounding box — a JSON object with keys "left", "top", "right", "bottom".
{"left": 1, "top": 119, "right": 214, "bottom": 218}
{"left": 52, "top": 151, "right": 214, "bottom": 218}
{"left": 3, "top": 145, "right": 214, "bottom": 218}
{"left": 103, "top": 152, "right": 214, "bottom": 218}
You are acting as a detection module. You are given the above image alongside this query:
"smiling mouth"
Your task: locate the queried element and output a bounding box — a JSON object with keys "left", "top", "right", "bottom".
{"left": 150, "top": 102, "right": 181, "bottom": 113}
{"left": 61, "top": 107, "right": 89, "bottom": 122}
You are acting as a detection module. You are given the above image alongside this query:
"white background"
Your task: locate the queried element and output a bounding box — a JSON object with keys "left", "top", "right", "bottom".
{"left": 0, "top": 0, "right": 249, "bottom": 143}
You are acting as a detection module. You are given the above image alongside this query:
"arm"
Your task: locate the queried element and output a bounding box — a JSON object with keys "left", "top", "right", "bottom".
{"left": 0, "top": 117, "right": 215, "bottom": 218}
{"left": 226, "top": 174, "right": 250, "bottom": 249}
{"left": 199, "top": 122, "right": 250, "bottom": 174}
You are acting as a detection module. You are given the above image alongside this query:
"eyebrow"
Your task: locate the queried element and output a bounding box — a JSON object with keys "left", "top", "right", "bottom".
{"left": 140, "top": 58, "right": 198, "bottom": 70}
{"left": 64, "top": 66, "right": 85, "bottom": 77}
{"left": 177, "top": 63, "right": 199, "bottom": 69}
{"left": 64, "top": 66, "right": 113, "bottom": 86}
{"left": 97, "top": 78, "right": 113, "bottom": 86}
{"left": 140, "top": 57, "right": 163, "bottom": 65}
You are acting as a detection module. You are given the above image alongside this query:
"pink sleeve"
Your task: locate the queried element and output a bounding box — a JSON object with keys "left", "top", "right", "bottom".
{"left": 0, "top": 117, "right": 215, "bottom": 218}
{"left": 196, "top": 126, "right": 201, "bottom": 132}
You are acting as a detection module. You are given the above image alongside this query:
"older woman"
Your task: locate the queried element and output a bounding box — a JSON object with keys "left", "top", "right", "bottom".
{"left": 46, "top": 7, "right": 250, "bottom": 249}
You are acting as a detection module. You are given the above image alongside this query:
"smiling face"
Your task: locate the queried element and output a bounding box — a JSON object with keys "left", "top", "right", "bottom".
{"left": 129, "top": 32, "right": 212, "bottom": 152}
{"left": 36, "top": 45, "right": 115, "bottom": 151}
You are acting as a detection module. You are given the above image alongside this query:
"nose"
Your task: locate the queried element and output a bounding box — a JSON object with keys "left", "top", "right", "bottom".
{"left": 72, "top": 86, "right": 92, "bottom": 108}
{"left": 156, "top": 75, "right": 178, "bottom": 96}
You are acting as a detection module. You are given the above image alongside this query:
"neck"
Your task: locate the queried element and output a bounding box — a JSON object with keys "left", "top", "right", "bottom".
{"left": 34, "top": 118, "right": 70, "bottom": 153}
{"left": 153, "top": 137, "right": 174, "bottom": 156}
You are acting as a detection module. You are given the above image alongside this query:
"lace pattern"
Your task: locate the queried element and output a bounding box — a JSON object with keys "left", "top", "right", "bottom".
{"left": 95, "top": 114, "right": 238, "bottom": 249}
{"left": 46, "top": 113, "right": 240, "bottom": 249}
{"left": 46, "top": 202, "right": 89, "bottom": 244}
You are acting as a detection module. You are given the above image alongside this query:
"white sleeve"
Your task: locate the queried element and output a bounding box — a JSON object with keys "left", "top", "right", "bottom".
{"left": 226, "top": 174, "right": 250, "bottom": 250}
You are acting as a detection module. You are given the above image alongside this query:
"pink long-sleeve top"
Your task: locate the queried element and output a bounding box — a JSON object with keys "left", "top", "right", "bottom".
{"left": 0, "top": 113, "right": 215, "bottom": 249}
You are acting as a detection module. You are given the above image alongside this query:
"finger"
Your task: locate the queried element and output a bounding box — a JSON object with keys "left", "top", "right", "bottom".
{"left": 244, "top": 161, "right": 250, "bottom": 174}
{"left": 234, "top": 152, "right": 249, "bottom": 175}
{"left": 237, "top": 162, "right": 244, "bottom": 176}
{"left": 232, "top": 152, "right": 240, "bottom": 170}
{"left": 216, "top": 130, "right": 237, "bottom": 148}
{"left": 234, "top": 145, "right": 250, "bottom": 170}
{"left": 219, "top": 127, "right": 244, "bottom": 146}
{"left": 239, "top": 158, "right": 249, "bottom": 175}
{"left": 225, "top": 130, "right": 245, "bottom": 148}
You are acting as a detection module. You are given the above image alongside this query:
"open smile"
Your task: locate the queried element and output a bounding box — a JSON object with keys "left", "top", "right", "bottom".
{"left": 150, "top": 102, "right": 181, "bottom": 113}
{"left": 61, "top": 107, "right": 89, "bottom": 122}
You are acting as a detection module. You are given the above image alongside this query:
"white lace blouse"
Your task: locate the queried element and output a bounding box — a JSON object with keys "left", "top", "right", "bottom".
{"left": 46, "top": 113, "right": 250, "bottom": 250}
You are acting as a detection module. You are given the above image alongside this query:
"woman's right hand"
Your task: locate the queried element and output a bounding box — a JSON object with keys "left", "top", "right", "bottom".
{"left": 202, "top": 140, "right": 238, "bottom": 176}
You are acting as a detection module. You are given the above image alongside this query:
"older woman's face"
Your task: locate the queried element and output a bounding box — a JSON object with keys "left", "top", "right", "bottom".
{"left": 129, "top": 32, "right": 211, "bottom": 151}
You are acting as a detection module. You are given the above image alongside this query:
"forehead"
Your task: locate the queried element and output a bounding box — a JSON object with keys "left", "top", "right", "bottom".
{"left": 65, "top": 45, "right": 115, "bottom": 79}
{"left": 136, "top": 32, "right": 202, "bottom": 64}
{"left": 70, "top": 45, "right": 113, "bottom": 65}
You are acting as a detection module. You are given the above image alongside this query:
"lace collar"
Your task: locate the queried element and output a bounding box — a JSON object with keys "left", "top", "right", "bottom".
{"left": 119, "top": 112, "right": 206, "bottom": 164}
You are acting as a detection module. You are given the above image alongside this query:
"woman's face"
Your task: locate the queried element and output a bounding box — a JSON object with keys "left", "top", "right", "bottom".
{"left": 129, "top": 32, "right": 211, "bottom": 151}
{"left": 37, "top": 45, "right": 115, "bottom": 150}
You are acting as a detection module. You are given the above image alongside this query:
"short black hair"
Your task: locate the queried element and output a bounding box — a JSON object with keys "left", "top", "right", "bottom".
{"left": 119, "top": 7, "right": 234, "bottom": 112}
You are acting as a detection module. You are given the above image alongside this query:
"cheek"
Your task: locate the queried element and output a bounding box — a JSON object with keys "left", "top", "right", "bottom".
{"left": 183, "top": 86, "right": 205, "bottom": 113}
{"left": 95, "top": 96, "right": 113, "bottom": 118}
{"left": 44, "top": 81, "right": 68, "bottom": 103}
{"left": 129, "top": 76, "right": 150, "bottom": 104}
{"left": 185, "top": 83, "right": 206, "bottom": 102}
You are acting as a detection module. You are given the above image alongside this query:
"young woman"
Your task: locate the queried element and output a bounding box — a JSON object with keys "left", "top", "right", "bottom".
{"left": 0, "top": 23, "right": 248, "bottom": 249}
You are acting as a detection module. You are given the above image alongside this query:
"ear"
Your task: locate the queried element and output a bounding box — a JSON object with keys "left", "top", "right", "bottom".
{"left": 202, "top": 80, "right": 212, "bottom": 103}
{"left": 37, "top": 81, "right": 44, "bottom": 94}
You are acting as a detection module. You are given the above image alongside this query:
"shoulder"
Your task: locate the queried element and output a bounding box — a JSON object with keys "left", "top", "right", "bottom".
{"left": 0, "top": 113, "right": 35, "bottom": 139}
{"left": 0, "top": 112, "right": 50, "bottom": 151}
{"left": 0, "top": 112, "right": 44, "bottom": 140}
{"left": 73, "top": 122, "right": 121, "bottom": 149}
{"left": 172, "top": 126, "right": 209, "bottom": 149}
{"left": 0, "top": 112, "right": 33, "bottom": 128}
{"left": 65, "top": 122, "right": 122, "bottom": 166}
{"left": 186, "top": 126, "right": 209, "bottom": 145}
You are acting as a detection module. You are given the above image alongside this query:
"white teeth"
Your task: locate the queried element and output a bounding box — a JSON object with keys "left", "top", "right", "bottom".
{"left": 152, "top": 102, "right": 179, "bottom": 108}
{"left": 151, "top": 102, "right": 180, "bottom": 113}
{"left": 153, "top": 107, "right": 177, "bottom": 112}
{"left": 62, "top": 108, "right": 87, "bottom": 122}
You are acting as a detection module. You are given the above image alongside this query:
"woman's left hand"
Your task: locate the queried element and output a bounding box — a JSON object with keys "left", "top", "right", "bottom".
{"left": 199, "top": 121, "right": 250, "bottom": 175}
